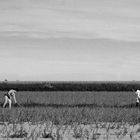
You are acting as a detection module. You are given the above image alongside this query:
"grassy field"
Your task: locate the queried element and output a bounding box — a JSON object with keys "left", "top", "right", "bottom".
{"left": 0, "top": 91, "right": 140, "bottom": 124}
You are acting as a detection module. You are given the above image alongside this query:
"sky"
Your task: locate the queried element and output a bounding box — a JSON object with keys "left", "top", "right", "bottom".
{"left": 0, "top": 0, "right": 140, "bottom": 81}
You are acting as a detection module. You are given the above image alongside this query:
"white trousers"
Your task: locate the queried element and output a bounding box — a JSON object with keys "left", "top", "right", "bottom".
{"left": 3, "top": 96, "right": 12, "bottom": 109}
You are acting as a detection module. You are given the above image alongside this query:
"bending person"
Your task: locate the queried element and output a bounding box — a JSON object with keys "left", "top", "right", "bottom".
{"left": 135, "top": 90, "right": 140, "bottom": 107}
{"left": 3, "top": 89, "right": 17, "bottom": 109}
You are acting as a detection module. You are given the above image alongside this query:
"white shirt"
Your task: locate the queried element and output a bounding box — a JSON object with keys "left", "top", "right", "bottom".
{"left": 8, "top": 89, "right": 16, "bottom": 96}
{"left": 136, "top": 90, "right": 140, "bottom": 103}
{"left": 6, "top": 89, "right": 17, "bottom": 103}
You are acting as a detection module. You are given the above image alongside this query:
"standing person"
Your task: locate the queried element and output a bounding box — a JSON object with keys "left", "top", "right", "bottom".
{"left": 3, "top": 89, "right": 17, "bottom": 109}
{"left": 135, "top": 90, "right": 140, "bottom": 107}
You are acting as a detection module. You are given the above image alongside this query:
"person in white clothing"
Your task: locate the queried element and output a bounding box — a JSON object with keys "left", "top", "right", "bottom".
{"left": 135, "top": 90, "right": 140, "bottom": 106}
{"left": 3, "top": 89, "right": 17, "bottom": 109}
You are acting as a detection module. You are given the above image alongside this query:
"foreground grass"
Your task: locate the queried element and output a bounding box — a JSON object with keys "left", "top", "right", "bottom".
{"left": 0, "top": 91, "right": 139, "bottom": 124}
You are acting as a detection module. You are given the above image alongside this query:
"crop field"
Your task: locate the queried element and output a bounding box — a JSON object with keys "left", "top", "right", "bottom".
{"left": 0, "top": 91, "right": 139, "bottom": 124}
{"left": 0, "top": 91, "right": 140, "bottom": 139}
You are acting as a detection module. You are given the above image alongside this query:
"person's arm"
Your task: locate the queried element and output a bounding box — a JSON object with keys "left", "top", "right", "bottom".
{"left": 13, "top": 93, "right": 17, "bottom": 103}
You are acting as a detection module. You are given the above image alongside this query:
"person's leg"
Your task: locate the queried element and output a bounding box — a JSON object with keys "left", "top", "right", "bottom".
{"left": 3, "top": 96, "right": 8, "bottom": 108}
{"left": 136, "top": 97, "right": 140, "bottom": 107}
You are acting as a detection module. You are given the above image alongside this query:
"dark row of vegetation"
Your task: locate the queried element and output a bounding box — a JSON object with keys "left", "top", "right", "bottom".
{"left": 0, "top": 81, "right": 140, "bottom": 91}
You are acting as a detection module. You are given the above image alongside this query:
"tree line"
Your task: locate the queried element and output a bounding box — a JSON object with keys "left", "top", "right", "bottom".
{"left": 0, "top": 81, "right": 139, "bottom": 91}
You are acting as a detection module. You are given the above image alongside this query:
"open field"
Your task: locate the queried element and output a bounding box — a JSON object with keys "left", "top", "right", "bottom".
{"left": 0, "top": 91, "right": 140, "bottom": 139}
{"left": 0, "top": 91, "right": 140, "bottom": 124}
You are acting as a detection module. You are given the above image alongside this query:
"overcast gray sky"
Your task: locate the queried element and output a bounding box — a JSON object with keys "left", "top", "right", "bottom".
{"left": 0, "top": 0, "right": 140, "bottom": 81}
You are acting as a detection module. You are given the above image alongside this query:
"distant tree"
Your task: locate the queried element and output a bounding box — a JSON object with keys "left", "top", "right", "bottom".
{"left": 4, "top": 79, "right": 8, "bottom": 82}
